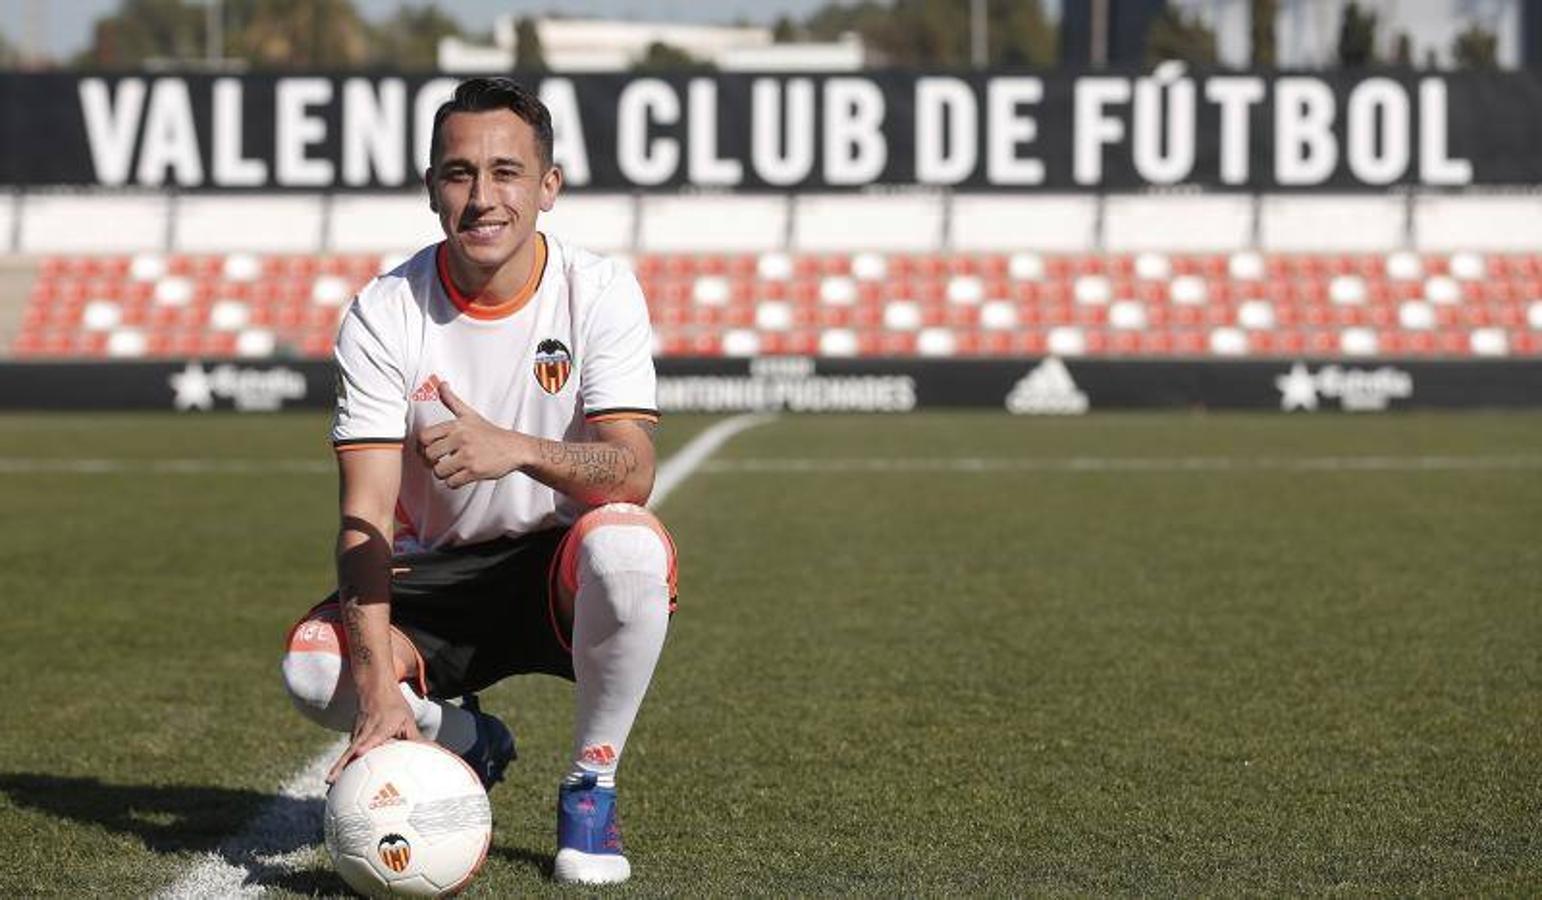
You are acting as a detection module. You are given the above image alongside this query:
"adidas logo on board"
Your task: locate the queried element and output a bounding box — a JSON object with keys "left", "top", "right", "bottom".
{"left": 1005, "top": 356, "right": 1090, "bottom": 415}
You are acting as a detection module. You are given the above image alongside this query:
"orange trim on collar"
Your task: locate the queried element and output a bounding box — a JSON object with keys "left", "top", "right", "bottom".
{"left": 436, "top": 232, "right": 547, "bottom": 321}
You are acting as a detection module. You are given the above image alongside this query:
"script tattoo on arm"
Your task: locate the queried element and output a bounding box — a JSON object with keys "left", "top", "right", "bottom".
{"left": 537, "top": 439, "right": 639, "bottom": 489}
{"left": 339, "top": 595, "right": 374, "bottom": 665}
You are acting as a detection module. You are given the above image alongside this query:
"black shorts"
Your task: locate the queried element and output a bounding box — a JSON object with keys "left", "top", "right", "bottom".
{"left": 315, "top": 529, "right": 574, "bottom": 699}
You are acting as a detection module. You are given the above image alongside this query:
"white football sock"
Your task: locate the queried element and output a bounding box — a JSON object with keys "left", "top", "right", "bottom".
{"left": 401, "top": 685, "right": 479, "bottom": 755}
{"left": 567, "top": 524, "right": 672, "bottom": 789}
{"left": 281, "top": 645, "right": 478, "bottom": 754}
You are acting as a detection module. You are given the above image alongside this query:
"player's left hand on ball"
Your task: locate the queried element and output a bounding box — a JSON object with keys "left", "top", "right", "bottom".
{"left": 417, "top": 382, "right": 520, "bottom": 488}
{"left": 326, "top": 691, "right": 424, "bottom": 784}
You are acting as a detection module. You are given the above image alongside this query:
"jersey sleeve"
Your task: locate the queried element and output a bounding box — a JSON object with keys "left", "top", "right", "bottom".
{"left": 331, "top": 296, "right": 409, "bottom": 449}
{"left": 580, "top": 268, "right": 659, "bottom": 424}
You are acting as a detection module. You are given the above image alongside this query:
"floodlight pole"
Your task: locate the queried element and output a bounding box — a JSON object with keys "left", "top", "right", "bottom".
{"left": 971, "top": 0, "right": 987, "bottom": 69}
{"left": 1091, "top": 0, "right": 1109, "bottom": 67}
{"left": 206, "top": 0, "right": 223, "bottom": 65}
{"left": 24, "top": 0, "right": 45, "bottom": 67}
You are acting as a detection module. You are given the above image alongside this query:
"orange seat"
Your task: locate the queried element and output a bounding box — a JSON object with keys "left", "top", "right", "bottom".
{"left": 633, "top": 256, "right": 665, "bottom": 279}
{"left": 727, "top": 255, "right": 758, "bottom": 279}
{"left": 300, "top": 333, "right": 334, "bottom": 358}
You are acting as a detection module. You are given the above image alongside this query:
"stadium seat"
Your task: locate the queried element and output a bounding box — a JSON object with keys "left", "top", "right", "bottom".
{"left": 12, "top": 249, "right": 1542, "bottom": 361}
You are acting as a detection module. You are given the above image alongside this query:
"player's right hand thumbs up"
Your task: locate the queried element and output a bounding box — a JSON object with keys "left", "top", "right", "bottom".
{"left": 419, "top": 382, "right": 529, "bottom": 488}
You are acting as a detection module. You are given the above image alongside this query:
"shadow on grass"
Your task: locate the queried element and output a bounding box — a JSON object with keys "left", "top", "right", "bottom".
{"left": 0, "top": 772, "right": 349, "bottom": 893}
{"left": 491, "top": 843, "right": 555, "bottom": 879}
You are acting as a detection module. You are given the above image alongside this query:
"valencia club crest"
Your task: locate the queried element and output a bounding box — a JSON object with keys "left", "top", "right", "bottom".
{"left": 534, "top": 338, "right": 573, "bottom": 394}
{"left": 377, "top": 833, "right": 412, "bottom": 872}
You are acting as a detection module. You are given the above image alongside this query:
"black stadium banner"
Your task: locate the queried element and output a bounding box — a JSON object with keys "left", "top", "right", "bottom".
{"left": 1, "top": 69, "right": 1539, "bottom": 191}
{"left": 1, "top": 357, "right": 1540, "bottom": 413}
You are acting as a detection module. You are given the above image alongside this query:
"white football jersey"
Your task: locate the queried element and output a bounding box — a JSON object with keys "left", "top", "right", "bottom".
{"left": 331, "top": 232, "right": 658, "bottom": 550}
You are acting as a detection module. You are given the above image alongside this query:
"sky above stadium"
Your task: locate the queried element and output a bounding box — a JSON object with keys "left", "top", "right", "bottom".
{"left": 2, "top": 0, "right": 1057, "bottom": 61}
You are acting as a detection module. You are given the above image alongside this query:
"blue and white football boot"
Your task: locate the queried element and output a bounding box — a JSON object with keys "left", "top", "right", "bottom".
{"left": 553, "top": 774, "right": 631, "bottom": 884}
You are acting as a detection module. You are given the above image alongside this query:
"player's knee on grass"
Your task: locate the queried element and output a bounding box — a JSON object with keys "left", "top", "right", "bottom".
{"left": 560, "top": 503, "right": 677, "bottom": 621}
{"left": 281, "top": 607, "right": 357, "bottom": 731}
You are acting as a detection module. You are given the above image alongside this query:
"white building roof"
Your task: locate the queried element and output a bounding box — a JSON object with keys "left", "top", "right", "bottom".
{"left": 440, "top": 16, "right": 863, "bottom": 73}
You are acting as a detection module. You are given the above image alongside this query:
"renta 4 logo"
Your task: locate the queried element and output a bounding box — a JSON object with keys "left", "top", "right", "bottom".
{"left": 1274, "top": 362, "right": 1413, "bottom": 412}
{"left": 169, "top": 361, "right": 308, "bottom": 412}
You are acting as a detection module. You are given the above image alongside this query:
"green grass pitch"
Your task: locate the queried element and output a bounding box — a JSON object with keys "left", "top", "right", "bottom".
{"left": 0, "top": 411, "right": 1538, "bottom": 895}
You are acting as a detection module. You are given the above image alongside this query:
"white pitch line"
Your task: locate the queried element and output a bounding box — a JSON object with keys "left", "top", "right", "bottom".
{"left": 157, "top": 743, "right": 341, "bottom": 899}
{"left": 699, "top": 454, "right": 1542, "bottom": 474}
{"left": 0, "top": 458, "right": 333, "bottom": 474}
{"left": 7, "top": 450, "right": 1535, "bottom": 478}
{"left": 155, "top": 412, "right": 774, "bottom": 898}
{"left": 648, "top": 413, "right": 777, "bottom": 508}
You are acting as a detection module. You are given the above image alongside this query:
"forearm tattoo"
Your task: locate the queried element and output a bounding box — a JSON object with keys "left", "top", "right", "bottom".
{"left": 339, "top": 596, "right": 374, "bottom": 666}
{"left": 537, "top": 439, "right": 639, "bottom": 490}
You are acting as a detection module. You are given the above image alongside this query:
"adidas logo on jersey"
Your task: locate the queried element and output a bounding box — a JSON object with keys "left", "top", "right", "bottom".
{"left": 411, "top": 375, "right": 442, "bottom": 402}
{"left": 1005, "top": 356, "right": 1089, "bottom": 415}
{"left": 368, "top": 782, "right": 407, "bottom": 809}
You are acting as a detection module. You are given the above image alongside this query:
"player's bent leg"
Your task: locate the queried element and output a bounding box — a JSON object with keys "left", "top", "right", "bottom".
{"left": 280, "top": 604, "right": 510, "bottom": 786}
{"left": 551, "top": 503, "right": 676, "bottom": 885}
{"left": 280, "top": 604, "right": 426, "bottom": 731}
{"left": 281, "top": 603, "right": 397, "bottom": 731}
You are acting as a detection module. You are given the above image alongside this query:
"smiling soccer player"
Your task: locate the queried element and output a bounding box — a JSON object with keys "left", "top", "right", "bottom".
{"left": 279, "top": 77, "right": 674, "bottom": 886}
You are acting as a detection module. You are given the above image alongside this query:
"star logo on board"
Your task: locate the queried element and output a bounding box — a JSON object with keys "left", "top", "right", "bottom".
{"left": 169, "top": 362, "right": 215, "bottom": 411}
{"left": 1275, "top": 362, "right": 1319, "bottom": 412}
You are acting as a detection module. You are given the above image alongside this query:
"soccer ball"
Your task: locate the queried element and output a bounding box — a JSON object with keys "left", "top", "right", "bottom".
{"left": 324, "top": 740, "right": 492, "bottom": 898}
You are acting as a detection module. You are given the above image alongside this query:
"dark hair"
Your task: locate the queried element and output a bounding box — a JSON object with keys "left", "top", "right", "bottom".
{"left": 429, "top": 77, "right": 554, "bottom": 169}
